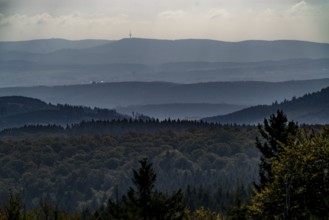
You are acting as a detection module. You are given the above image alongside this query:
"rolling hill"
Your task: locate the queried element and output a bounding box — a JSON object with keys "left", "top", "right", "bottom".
{"left": 1, "top": 80, "right": 329, "bottom": 110}
{"left": 2, "top": 38, "right": 329, "bottom": 65}
{"left": 1, "top": 38, "right": 329, "bottom": 87}
{"left": 34, "top": 38, "right": 329, "bottom": 65}
{"left": 0, "top": 96, "right": 127, "bottom": 130}
{"left": 203, "top": 87, "right": 329, "bottom": 125}
{"left": 116, "top": 103, "right": 248, "bottom": 120}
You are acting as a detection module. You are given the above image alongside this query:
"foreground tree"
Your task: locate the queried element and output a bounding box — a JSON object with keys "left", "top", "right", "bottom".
{"left": 255, "top": 110, "right": 298, "bottom": 191}
{"left": 249, "top": 128, "right": 329, "bottom": 219}
{"left": 2, "top": 191, "right": 23, "bottom": 220}
{"left": 102, "top": 158, "right": 185, "bottom": 220}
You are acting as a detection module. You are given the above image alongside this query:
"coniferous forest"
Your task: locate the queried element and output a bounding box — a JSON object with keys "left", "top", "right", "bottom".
{"left": 0, "top": 111, "right": 328, "bottom": 219}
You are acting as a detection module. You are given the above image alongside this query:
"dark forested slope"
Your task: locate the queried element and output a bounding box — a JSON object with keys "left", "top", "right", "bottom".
{"left": 0, "top": 96, "right": 127, "bottom": 130}
{"left": 203, "top": 87, "right": 329, "bottom": 124}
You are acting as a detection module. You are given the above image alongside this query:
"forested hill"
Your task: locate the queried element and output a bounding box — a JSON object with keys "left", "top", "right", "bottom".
{"left": 0, "top": 118, "right": 219, "bottom": 138}
{"left": 203, "top": 87, "right": 329, "bottom": 125}
{"left": 0, "top": 96, "right": 127, "bottom": 130}
{"left": 2, "top": 80, "right": 329, "bottom": 109}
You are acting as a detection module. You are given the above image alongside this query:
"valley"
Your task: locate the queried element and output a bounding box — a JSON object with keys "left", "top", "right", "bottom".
{"left": 0, "top": 37, "right": 329, "bottom": 218}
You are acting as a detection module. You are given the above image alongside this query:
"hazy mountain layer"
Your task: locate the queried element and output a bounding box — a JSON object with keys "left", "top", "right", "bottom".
{"left": 0, "top": 38, "right": 111, "bottom": 54}
{"left": 1, "top": 58, "right": 328, "bottom": 87}
{"left": 116, "top": 103, "right": 248, "bottom": 120}
{"left": 1, "top": 80, "right": 329, "bottom": 110}
{"left": 1, "top": 38, "right": 329, "bottom": 87}
{"left": 32, "top": 38, "right": 329, "bottom": 65}
{"left": 203, "top": 87, "right": 329, "bottom": 125}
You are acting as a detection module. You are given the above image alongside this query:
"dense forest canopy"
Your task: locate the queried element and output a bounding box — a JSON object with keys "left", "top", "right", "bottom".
{"left": 0, "top": 110, "right": 327, "bottom": 219}
{"left": 0, "top": 121, "right": 259, "bottom": 213}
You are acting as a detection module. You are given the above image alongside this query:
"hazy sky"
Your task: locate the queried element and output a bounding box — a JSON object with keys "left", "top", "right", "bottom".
{"left": 0, "top": 0, "right": 328, "bottom": 42}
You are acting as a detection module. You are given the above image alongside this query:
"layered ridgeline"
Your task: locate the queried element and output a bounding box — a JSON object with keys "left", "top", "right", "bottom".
{"left": 0, "top": 96, "right": 127, "bottom": 130}
{"left": 1, "top": 38, "right": 329, "bottom": 86}
{"left": 1, "top": 80, "right": 329, "bottom": 120}
{"left": 203, "top": 86, "right": 329, "bottom": 125}
{"left": 116, "top": 103, "right": 248, "bottom": 120}
{"left": 2, "top": 38, "right": 329, "bottom": 64}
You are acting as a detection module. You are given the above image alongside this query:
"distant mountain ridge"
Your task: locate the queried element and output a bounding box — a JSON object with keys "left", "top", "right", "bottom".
{"left": 0, "top": 96, "right": 127, "bottom": 130}
{"left": 1, "top": 38, "right": 329, "bottom": 86}
{"left": 1, "top": 80, "right": 329, "bottom": 120}
{"left": 5, "top": 38, "right": 328, "bottom": 65}
{"left": 203, "top": 87, "right": 329, "bottom": 125}
{"left": 0, "top": 38, "right": 112, "bottom": 54}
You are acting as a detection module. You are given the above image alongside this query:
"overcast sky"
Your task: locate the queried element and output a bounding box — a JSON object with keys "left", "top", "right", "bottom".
{"left": 0, "top": 0, "right": 328, "bottom": 42}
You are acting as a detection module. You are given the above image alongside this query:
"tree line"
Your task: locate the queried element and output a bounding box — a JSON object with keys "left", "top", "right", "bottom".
{"left": 0, "top": 118, "right": 225, "bottom": 138}
{"left": 0, "top": 111, "right": 328, "bottom": 219}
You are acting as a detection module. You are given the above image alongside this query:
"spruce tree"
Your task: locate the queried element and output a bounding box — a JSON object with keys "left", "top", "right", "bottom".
{"left": 106, "top": 158, "right": 185, "bottom": 220}
{"left": 255, "top": 110, "right": 298, "bottom": 191}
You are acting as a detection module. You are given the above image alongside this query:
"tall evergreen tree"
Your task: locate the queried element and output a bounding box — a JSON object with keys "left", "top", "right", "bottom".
{"left": 255, "top": 110, "right": 298, "bottom": 191}
{"left": 105, "top": 158, "right": 185, "bottom": 220}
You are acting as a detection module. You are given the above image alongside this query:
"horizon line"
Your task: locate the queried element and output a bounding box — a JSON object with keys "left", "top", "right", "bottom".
{"left": 0, "top": 37, "right": 328, "bottom": 44}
